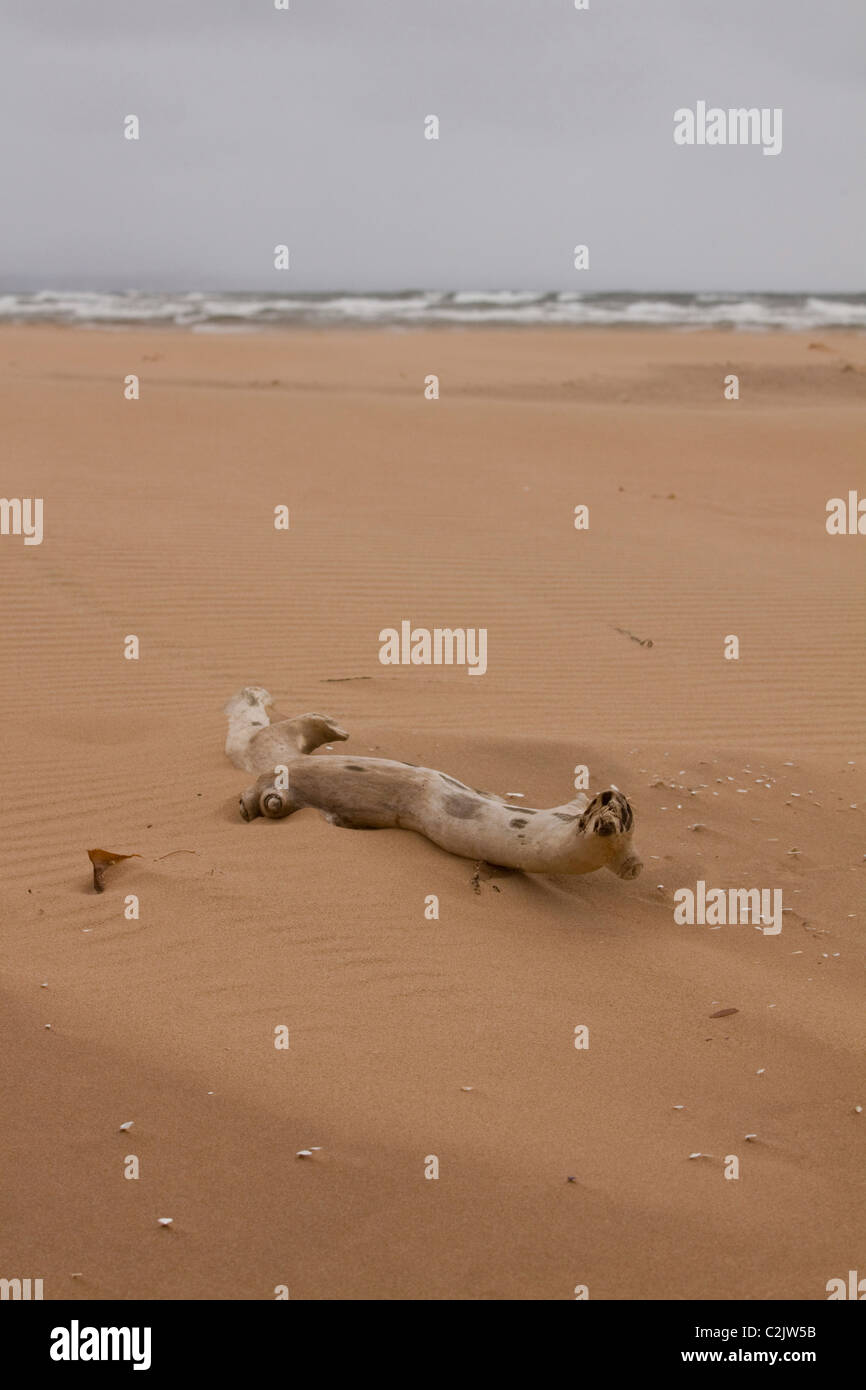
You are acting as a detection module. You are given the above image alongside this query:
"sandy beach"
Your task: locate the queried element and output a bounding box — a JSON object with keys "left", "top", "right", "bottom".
{"left": 1, "top": 324, "right": 864, "bottom": 1300}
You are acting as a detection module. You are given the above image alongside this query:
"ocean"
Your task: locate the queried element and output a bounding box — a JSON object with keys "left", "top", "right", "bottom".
{"left": 0, "top": 289, "right": 863, "bottom": 331}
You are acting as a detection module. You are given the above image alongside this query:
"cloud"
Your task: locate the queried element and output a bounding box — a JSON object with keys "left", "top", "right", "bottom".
{"left": 0, "top": 0, "right": 862, "bottom": 289}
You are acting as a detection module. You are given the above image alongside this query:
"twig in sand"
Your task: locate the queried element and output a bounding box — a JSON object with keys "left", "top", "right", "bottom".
{"left": 612, "top": 624, "right": 654, "bottom": 649}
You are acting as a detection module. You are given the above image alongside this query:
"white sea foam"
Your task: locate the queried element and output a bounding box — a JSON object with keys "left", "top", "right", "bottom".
{"left": 0, "top": 289, "right": 862, "bottom": 330}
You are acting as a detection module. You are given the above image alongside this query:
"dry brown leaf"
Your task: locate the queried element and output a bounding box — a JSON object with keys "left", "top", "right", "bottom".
{"left": 709, "top": 1007, "right": 739, "bottom": 1018}
{"left": 87, "top": 848, "right": 142, "bottom": 894}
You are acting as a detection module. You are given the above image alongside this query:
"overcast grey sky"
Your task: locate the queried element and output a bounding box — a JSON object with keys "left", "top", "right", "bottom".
{"left": 1, "top": 0, "right": 863, "bottom": 291}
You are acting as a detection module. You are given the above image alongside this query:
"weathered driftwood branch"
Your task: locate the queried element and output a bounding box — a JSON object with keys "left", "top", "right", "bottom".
{"left": 225, "top": 687, "right": 642, "bottom": 880}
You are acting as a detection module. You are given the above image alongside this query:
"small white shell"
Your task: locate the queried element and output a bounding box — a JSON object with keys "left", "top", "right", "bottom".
{"left": 157, "top": 1218, "right": 173, "bottom": 1226}
{"left": 296, "top": 1149, "right": 313, "bottom": 1158}
{"left": 119, "top": 1121, "right": 134, "bottom": 1132}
